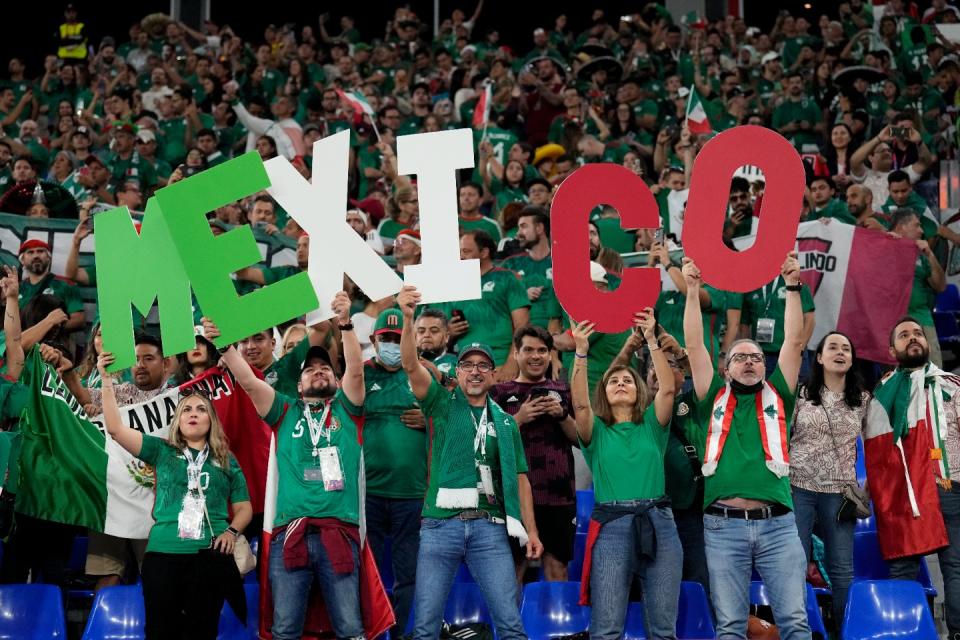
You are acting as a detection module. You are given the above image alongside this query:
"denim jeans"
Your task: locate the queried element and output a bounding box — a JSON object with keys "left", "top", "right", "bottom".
{"left": 791, "top": 486, "right": 854, "bottom": 625}
{"left": 889, "top": 484, "right": 960, "bottom": 636}
{"left": 413, "top": 517, "right": 525, "bottom": 640}
{"left": 704, "top": 510, "right": 810, "bottom": 639}
{"left": 674, "top": 506, "right": 710, "bottom": 603}
{"left": 269, "top": 528, "right": 364, "bottom": 640}
{"left": 589, "top": 503, "right": 683, "bottom": 640}
{"left": 366, "top": 496, "right": 422, "bottom": 632}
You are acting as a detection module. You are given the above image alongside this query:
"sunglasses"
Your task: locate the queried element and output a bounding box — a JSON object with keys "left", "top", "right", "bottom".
{"left": 181, "top": 386, "right": 211, "bottom": 399}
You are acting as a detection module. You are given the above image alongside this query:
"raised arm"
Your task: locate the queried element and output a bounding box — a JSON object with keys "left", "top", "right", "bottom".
{"left": 851, "top": 128, "right": 889, "bottom": 177}
{"left": 570, "top": 320, "right": 597, "bottom": 444}
{"left": 682, "top": 258, "right": 714, "bottom": 399}
{"left": 637, "top": 307, "right": 675, "bottom": 426}
{"left": 1, "top": 267, "right": 24, "bottom": 378}
{"left": 202, "top": 317, "right": 275, "bottom": 418}
{"left": 777, "top": 251, "right": 804, "bottom": 393}
{"left": 332, "top": 291, "right": 363, "bottom": 406}
{"left": 398, "top": 286, "right": 433, "bottom": 400}
{"left": 66, "top": 219, "right": 92, "bottom": 284}
{"left": 97, "top": 352, "right": 144, "bottom": 456}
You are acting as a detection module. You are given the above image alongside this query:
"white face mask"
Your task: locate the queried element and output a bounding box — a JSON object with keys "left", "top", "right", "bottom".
{"left": 378, "top": 342, "right": 402, "bottom": 367}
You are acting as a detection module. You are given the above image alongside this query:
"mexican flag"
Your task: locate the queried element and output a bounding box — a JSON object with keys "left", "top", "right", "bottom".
{"left": 472, "top": 82, "right": 492, "bottom": 129}
{"left": 685, "top": 87, "right": 712, "bottom": 135}
{"left": 681, "top": 11, "right": 706, "bottom": 29}
{"left": 16, "top": 349, "right": 270, "bottom": 537}
{"left": 336, "top": 89, "right": 375, "bottom": 124}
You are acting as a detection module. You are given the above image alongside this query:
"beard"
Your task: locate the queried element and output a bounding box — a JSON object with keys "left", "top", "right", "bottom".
{"left": 302, "top": 380, "right": 337, "bottom": 399}
{"left": 895, "top": 342, "right": 929, "bottom": 369}
{"left": 419, "top": 346, "right": 444, "bottom": 360}
{"left": 26, "top": 259, "right": 49, "bottom": 275}
{"left": 518, "top": 235, "right": 536, "bottom": 250}
{"left": 589, "top": 243, "right": 600, "bottom": 260}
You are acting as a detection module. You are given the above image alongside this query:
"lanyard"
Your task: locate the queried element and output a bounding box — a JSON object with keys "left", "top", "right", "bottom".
{"left": 471, "top": 405, "right": 490, "bottom": 459}
{"left": 304, "top": 400, "right": 333, "bottom": 455}
{"left": 183, "top": 445, "right": 209, "bottom": 492}
{"left": 761, "top": 278, "right": 782, "bottom": 317}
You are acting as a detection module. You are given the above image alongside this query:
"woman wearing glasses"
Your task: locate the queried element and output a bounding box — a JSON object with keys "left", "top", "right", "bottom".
{"left": 96, "top": 351, "right": 252, "bottom": 639}
{"left": 570, "top": 309, "right": 681, "bottom": 640}
{"left": 789, "top": 332, "right": 868, "bottom": 625}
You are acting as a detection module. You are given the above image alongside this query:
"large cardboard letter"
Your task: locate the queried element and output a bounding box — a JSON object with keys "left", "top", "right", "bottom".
{"left": 265, "top": 131, "right": 403, "bottom": 323}
{"left": 683, "top": 126, "right": 805, "bottom": 292}
{"left": 153, "top": 153, "right": 319, "bottom": 346}
{"left": 96, "top": 201, "right": 194, "bottom": 371}
{"left": 397, "top": 129, "right": 480, "bottom": 303}
{"left": 551, "top": 164, "right": 661, "bottom": 332}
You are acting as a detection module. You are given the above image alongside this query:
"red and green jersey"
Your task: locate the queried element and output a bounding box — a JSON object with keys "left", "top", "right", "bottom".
{"left": 499, "top": 252, "right": 561, "bottom": 330}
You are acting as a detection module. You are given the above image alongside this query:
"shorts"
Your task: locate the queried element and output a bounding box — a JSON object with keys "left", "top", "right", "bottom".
{"left": 511, "top": 504, "right": 576, "bottom": 564}
{"left": 85, "top": 530, "right": 148, "bottom": 577}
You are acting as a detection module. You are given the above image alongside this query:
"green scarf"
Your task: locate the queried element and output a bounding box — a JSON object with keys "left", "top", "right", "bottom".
{"left": 434, "top": 387, "right": 527, "bottom": 544}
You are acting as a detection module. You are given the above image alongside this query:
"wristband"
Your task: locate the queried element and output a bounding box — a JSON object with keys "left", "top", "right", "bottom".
{"left": 226, "top": 526, "right": 240, "bottom": 538}
{"left": 338, "top": 322, "right": 354, "bottom": 331}
{"left": 574, "top": 352, "right": 588, "bottom": 359}
{"left": 785, "top": 283, "right": 803, "bottom": 292}
{"left": 217, "top": 344, "right": 231, "bottom": 355}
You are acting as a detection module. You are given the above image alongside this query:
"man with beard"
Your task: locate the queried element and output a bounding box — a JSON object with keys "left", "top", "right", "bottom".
{"left": 397, "top": 285, "right": 542, "bottom": 639}
{"left": 492, "top": 326, "right": 576, "bottom": 582}
{"left": 17, "top": 240, "right": 84, "bottom": 332}
{"left": 723, "top": 177, "right": 754, "bottom": 242}
{"left": 772, "top": 71, "right": 823, "bottom": 151}
{"left": 845, "top": 184, "right": 885, "bottom": 229}
{"left": 587, "top": 220, "right": 602, "bottom": 261}
{"left": 415, "top": 309, "right": 458, "bottom": 378}
{"left": 346, "top": 208, "right": 385, "bottom": 256}
{"left": 500, "top": 208, "right": 562, "bottom": 333}
{"left": 683, "top": 252, "right": 811, "bottom": 638}
{"left": 865, "top": 317, "right": 960, "bottom": 640}
{"left": 206, "top": 291, "right": 373, "bottom": 640}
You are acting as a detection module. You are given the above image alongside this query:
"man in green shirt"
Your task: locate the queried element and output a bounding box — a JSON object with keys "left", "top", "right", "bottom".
{"left": 397, "top": 285, "right": 542, "bottom": 640}
{"left": 236, "top": 315, "right": 334, "bottom": 401}
{"left": 105, "top": 122, "right": 158, "bottom": 193}
{"left": 772, "top": 72, "right": 823, "bottom": 151}
{"left": 738, "top": 272, "right": 816, "bottom": 375}
{"left": 415, "top": 309, "right": 458, "bottom": 379}
{"left": 363, "top": 309, "right": 427, "bottom": 632}
{"left": 499, "top": 208, "right": 562, "bottom": 333}
{"left": 458, "top": 182, "right": 502, "bottom": 242}
{"left": 210, "top": 291, "right": 373, "bottom": 640}
{"left": 427, "top": 231, "right": 530, "bottom": 368}
{"left": 891, "top": 209, "right": 947, "bottom": 367}
{"left": 807, "top": 176, "right": 857, "bottom": 224}
{"left": 17, "top": 239, "right": 85, "bottom": 333}
{"left": 682, "top": 253, "right": 810, "bottom": 638}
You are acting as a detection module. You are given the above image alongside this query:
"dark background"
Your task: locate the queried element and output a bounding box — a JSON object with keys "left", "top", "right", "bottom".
{"left": 1, "top": 1, "right": 829, "bottom": 73}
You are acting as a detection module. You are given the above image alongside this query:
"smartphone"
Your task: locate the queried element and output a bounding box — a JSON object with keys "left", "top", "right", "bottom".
{"left": 890, "top": 126, "right": 908, "bottom": 139}
{"left": 654, "top": 228, "right": 664, "bottom": 244}
{"left": 529, "top": 387, "right": 552, "bottom": 400}
{"left": 451, "top": 309, "right": 466, "bottom": 323}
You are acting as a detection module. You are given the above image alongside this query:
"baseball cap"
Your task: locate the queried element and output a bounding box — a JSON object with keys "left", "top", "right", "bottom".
{"left": 19, "top": 239, "right": 51, "bottom": 254}
{"left": 761, "top": 51, "right": 780, "bottom": 65}
{"left": 373, "top": 309, "right": 404, "bottom": 335}
{"left": 457, "top": 342, "right": 495, "bottom": 365}
{"left": 301, "top": 345, "right": 334, "bottom": 373}
{"left": 589, "top": 261, "right": 608, "bottom": 284}
{"left": 303, "top": 123, "right": 321, "bottom": 135}
{"left": 84, "top": 154, "right": 106, "bottom": 168}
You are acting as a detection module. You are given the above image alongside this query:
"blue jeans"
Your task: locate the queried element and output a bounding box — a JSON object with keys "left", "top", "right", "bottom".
{"left": 889, "top": 484, "right": 960, "bottom": 636}
{"left": 791, "top": 486, "right": 854, "bottom": 624}
{"left": 704, "top": 510, "right": 810, "bottom": 639}
{"left": 269, "top": 528, "right": 364, "bottom": 640}
{"left": 366, "top": 496, "right": 422, "bottom": 632}
{"left": 589, "top": 503, "right": 683, "bottom": 640}
{"left": 413, "top": 517, "right": 524, "bottom": 640}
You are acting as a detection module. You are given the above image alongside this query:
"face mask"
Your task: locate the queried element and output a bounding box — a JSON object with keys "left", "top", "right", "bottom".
{"left": 378, "top": 342, "right": 402, "bottom": 367}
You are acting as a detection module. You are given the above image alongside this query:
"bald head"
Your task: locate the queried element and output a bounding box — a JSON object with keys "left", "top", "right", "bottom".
{"left": 846, "top": 184, "right": 873, "bottom": 218}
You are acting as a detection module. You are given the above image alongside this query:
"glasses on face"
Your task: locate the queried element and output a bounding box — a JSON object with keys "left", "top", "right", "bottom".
{"left": 457, "top": 361, "right": 494, "bottom": 373}
{"left": 729, "top": 353, "right": 764, "bottom": 364}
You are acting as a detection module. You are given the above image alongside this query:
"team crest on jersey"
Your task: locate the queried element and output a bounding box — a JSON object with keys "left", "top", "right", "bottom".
{"left": 265, "top": 371, "right": 279, "bottom": 386}
{"left": 329, "top": 416, "right": 342, "bottom": 432}
{"left": 42, "top": 287, "right": 55, "bottom": 296}
{"left": 677, "top": 402, "right": 690, "bottom": 417}
{"left": 546, "top": 268, "right": 553, "bottom": 280}
{"left": 482, "top": 281, "right": 496, "bottom": 293}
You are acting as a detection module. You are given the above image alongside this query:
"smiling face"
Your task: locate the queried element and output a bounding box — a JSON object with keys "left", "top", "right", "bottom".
{"left": 817, "top": 333, "right": 853, "bottom": 376}
{"left": 239, "top": 331, "right": 275, "bottom": 370}
{"left": 299, "top": 358, "right": 338, "bottom": 399}
{"left": 516, "top": 335, "right": 549, "bottom": 381}
{"left": 456, "top": 354, "right": 495, "bottom": 398}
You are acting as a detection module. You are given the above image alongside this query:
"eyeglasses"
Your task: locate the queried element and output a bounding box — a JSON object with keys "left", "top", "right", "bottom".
{"left": 457, "top": 361, "right": 494, "bottom": 373}
{"left": 181, "top": 386, "right": 211, "bottom": 399}
{"left": 728, "top": 353, "right": 764, "bottom": 364}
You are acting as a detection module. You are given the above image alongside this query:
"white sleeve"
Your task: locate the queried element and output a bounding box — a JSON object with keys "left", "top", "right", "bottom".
{"left": 231, "top": 102, "right": 274, "bottom": 137}
{"left": 905, "top": 164, "right": 921, "bottom": 184}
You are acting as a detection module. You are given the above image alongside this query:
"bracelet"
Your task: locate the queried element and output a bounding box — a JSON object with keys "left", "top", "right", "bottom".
{"left": 217, "top": 344, "right": 231, "bottom": 355}
{"left": 226, "top": 526, "right": 240, "bottom": 538}
{"left": 574, "top": 352, "right": 588, "bottom": 359}
{"left": 785, "top": 283, "right": 803, "bottom": 292}
{"left": 338, "top": 322, "right": 354, "bottom": 331}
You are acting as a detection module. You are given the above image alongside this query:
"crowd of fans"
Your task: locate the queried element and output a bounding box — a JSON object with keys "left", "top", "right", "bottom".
{"left": 1, "top": 1, "right": 960, "bottom": 638}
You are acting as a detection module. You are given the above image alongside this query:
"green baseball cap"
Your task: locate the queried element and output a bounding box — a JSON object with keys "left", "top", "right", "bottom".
{"left": 457, "top": 342, "right": 495, "bottom": 365}
{"left": 373, "top": 309, "right": 404, "bottom": 335}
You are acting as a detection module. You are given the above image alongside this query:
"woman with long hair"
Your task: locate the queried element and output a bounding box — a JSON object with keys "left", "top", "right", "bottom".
{"left": 790, "top": 331, "right": 868, "bottom": 625}
{"left": 98, "top": 350, "right": 252, "bottom": 640}
{"left": 570, "top": 311, "right": 681, "bottom": 640}
{"left": 174, "top": 330, "right": 220, "bottom": 384}
{"left": 822, "top": 123, "right": 856, "bottom": 190}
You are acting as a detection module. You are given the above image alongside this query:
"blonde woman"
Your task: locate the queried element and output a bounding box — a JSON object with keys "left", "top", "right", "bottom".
{"left": 98, "top": 351, "right": 252, "bottom": 640}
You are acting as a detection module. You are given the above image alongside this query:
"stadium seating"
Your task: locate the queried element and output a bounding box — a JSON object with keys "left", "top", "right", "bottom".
{"left": 842, "top": 580, "right": 937, "bottom": 640}
{"left": 82, "top": 584, "right": 145, "bottom": 639}
{"left": 567, "top": 532, "right": 587, "bottom": 582}
{"left": 853, "top": 530, "right": 937, "bottom": 597}
{"left": 749, "top": 581, "right": 826, "bottom": 637}
{"left": 0, "top": 583, "right": 67, "bottom": 639}
{"left": 520, "top": 582, "right": 590, "bottom": 640}
{"left": 676, "top": 581, "right": 715, "bottom": 639}
{"left": 576, "top": 489, "right": 594, "bottom": 534}
{"left": 935, "top": 283, "right": 960, "bottom": 313}
{"left": 217, "top": 582, "right": 259, "bottom": 640}
{"left": 444, "top": 582, "right": 493, "bottom": 627}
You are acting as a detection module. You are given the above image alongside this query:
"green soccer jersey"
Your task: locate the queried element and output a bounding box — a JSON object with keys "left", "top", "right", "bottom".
{"left": 560, "top": 313, "right": 633, "bottom": 401}
{"left": 362, "top": 361, "right": 428, "bottom": 499}
{"left": 663, "top": 391, "right": 701, "bottom": 510}
{"left": 690, "top": 368, "right": 797, "bottom": 510}
{"left": 594, "top": 216, "right": 636, "bottom": 254}
{"left": 432, "top": 352, "right": 458, "bottom": 380}
{"left": 106, "top": 151, "right": 158, "bottom": 191}
{"left": 264, "top": 389, "right": 364, "bottom": 527}
{"left": 427, "top": 267, "right": 529, "bottom": 365}
{"left": 378, "top": 218, "right": 412, "bottom": 244}
{"left": 738, "top": 278, "right": 816, "bottom": 353}
{"left": 159, "top": 114, "right": 214, "bottom": 166}
{"left": 581, "top": 404, "right": 669, "bottom": 503}
{"left": 655, "top": 285, "right": 728, "bottom": 364}
{"left": 808, "top": 199, "right": 857, "bottom": 225}
{"left": 772, "top": 98, "right": 822, "bottom": 150}
{"left": 262, "top": 336, "right": 312, "bottom": 400}
{"left": 907, "top": 253, "right": 936, "bottom": 327}
{"left": 420, "top": 379, "right": 527, "bottom": 520}
{"left": 137, "top": 437, "right": 249, "bottom": 554}
{"left": 18, "top": 274, "right": 84, "bottom": 315}
{"left": 257, "top": 264, "right": 300, "bottom": 286}
{"left": 499, "top": 252, "right": 561, "bottom": 330}
{"left": 459, "top": 216, "right": 502, "bottom": 243}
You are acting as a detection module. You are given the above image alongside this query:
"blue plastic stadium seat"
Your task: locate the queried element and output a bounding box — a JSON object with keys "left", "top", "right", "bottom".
{"left": 70, "top": 535, "right": 88, "bottom": 571}
{"left": 576, "top": 489, "right": 594, "bottom": 534}
{"left": 217, "top": 582, "right": 259, "bottom": 640}
{"left": 0, "top": 584, "right": 67, "bottom": 639}
{"left": 444, "top": 582, "right": 493, "bottom": 627}
{"left": 750, "top": 581, "right": 825, "bottom": 637}
{"left": 842, "top": 580, "right": 937, "bottom": 640}
{"left": 677, "top": 581, "right": 716, "bottom": 639}
{"left": 936, "top": 284, "right": 960, "bottom": 313}
{"left": 567, "top": 533, "right": 587, "bottom": 582}
{"left": 622, "top": 602, "right": 647, "bottom": 640}
{"left": 455, "top": 562, "right": 475, "bottom": 583}
{"left": 853, "top": 530, "right": 889, "bottom": 580}
{"left": 854, "top": 437, "right": 867, "bottom": 486}
{"left": 934, "top": 312, "right": 960, "bottom": 344}
{"left": 82, "top": 584, "right": 145, "bottom": 640}
{"left": 520, "top": 582, "right": 590, "bottom": 640}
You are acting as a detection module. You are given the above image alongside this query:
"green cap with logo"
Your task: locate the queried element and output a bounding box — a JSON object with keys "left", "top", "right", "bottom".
{"left": 373, "top": 309, "right": 404, "bottom": 335}
{"left": 457, "top": 342, "right": 495, "bottom": 365}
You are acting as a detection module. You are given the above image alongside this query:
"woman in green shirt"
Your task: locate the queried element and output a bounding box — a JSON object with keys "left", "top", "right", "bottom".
{"left": 98, "top": 351, "right": 252, "bottom": 640}
{"left": 570, "top": 311, "right": 682, "bottom": 640}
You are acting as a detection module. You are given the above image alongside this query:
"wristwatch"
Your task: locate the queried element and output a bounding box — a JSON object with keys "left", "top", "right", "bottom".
{"left": 785, "top": 283, "right": 803, "bottom": 292}
{"left": 226, "top": 526, "right": 240, "bottom": 538}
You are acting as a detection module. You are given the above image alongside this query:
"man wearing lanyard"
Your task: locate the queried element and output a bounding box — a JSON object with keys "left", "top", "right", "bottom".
{"left": 204, "top": 290, "right": 368, "bottom": 640}
{"left": 397, "top": 285, "right": 543, "bottom": 640}
{"left": 737, "top": 272, "right": 816, "bottom": 376}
